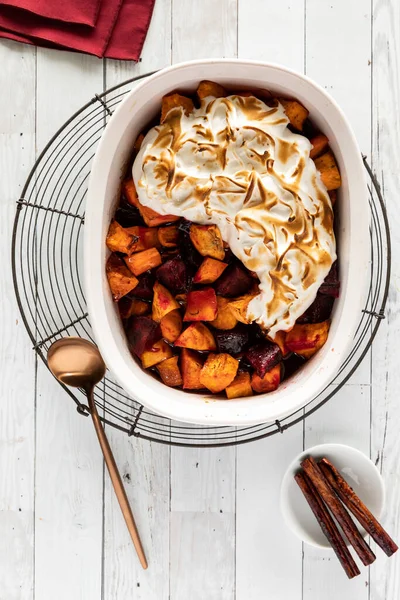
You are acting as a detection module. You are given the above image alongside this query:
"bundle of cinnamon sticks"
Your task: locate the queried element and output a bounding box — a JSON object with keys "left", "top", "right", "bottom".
{"left": 295, "top": 456, "right": 398, "bottom": 579}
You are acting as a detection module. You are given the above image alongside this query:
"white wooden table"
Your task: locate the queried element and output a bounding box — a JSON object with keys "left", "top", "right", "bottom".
{"left": 1, "top": 1, "right": 399, "bottom": 598}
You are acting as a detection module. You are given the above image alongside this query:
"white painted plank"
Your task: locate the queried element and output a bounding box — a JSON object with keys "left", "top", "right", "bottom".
{"left": 169, "top": 4, "right": 238, "bottom": 599}
{"left": 236, "top": 3, "right": 304, "bottom": 598}
{"left": 370, "top": 1, "right": 400, "bottom": 598}
{"left": 303, "top": 385, "right": 370, "bottom": 597}
{"left": 34, "top": 49, "right": 104, "bottom": 600}
{"left": 102, "top": 3, "right": 172, "bottom": 599}
{"left": 0, "top": 39, "right": 36, "bottom": 600}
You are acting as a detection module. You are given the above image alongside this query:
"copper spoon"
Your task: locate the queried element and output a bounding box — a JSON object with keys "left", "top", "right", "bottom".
{"left": 47, "top": 336, "right": 148, "bottom": 569}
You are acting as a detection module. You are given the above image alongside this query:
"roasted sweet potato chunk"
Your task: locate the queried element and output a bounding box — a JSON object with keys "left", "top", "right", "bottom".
{"left": 199, "top": 353, "right": 239, "bottom": 393}
{"left": 124, "top": 225, "right": 160, "bottom": 252}
{"left": 228, "top": 293, "right": 257, "bottom": 324}
{"left": 184, "top": 288, "right": 218, "bottom": 322}
{"left": 279, "top": 98, "right": 309, "bottom": 130}
{"left": 141, "top": 339, "right": 173, "bottom": 368}
{"left": 251, "top": 364, "right": 281, "bottom": 393}
{"left": 314, "top": 151, "right": 341, "bottom": 190}
{"left": 175, "top": 323, "right": 216, "bottom": 351}
{"left": 158, "top": 225, "right": 179, "bottom": 247}
{"left": 285, "top": 321, "right": 330, "bottom": 359}
{"left": 210, "top": 297, "right": 238, "bottom": 330}
{"left": 226, "top": 371, "right": 253, "bottom": 399}
{"left": 122, "top": 179, "right": 179, "bottom": 227}
{"left": 269, "top": 330, "right": 289, "bottom": 357}
{"left": 189, "top": 224, "right": 225, "bottom": 260}
{"left": 152, "top": 281, "right": 180, "bottom": 322}
{"left": 106, "top": 254, "right": 138, "bottom": 301}
{"left": 125, "top": 247, "right": 162, "bottom": 276}
{"left": 160, "top": 309, "right": 182, "bottom": 343}
{"left": 161, "top": 93, "right": 194, "bottom": 123}
{"left": 193, "top": 257, "right": 228, "bottom": 284}
{"left": 180, "top": 349, "right": 204, "bottom": 389}
{"left": 106, "top": 220, "right": 136, "bottom": 254}
{"left": 127, "top": 316, "right": 161, "bottom": 358}
{"left": 309, "top": 134, "right": 329, "bottom": 159}
{"left": 157, "top": 356, "right": 183, "bottom": 387}
{"left": 197, "top": 80, "right": 226, "bottom": 100}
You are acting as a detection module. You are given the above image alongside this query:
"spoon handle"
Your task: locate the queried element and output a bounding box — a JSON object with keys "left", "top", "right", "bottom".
{"left": 87, "top": 389, "right": 148, "bottom": 569}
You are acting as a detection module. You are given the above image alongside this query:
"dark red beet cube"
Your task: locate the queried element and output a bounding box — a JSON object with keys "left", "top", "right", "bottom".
{"left": 156, "top": 256, "right": 190, "bottom": 294}
{"left": 297, "top": 293, "right": 335, "bottom": 324}
{"left": 214, "top": 263, "right": 253, "bottom": 297}
{"left": 215, "top": 324, "right": 250, "bottom": 355}
{"left": 319, "top": 261, "right": 340, "bottom": 297}
{"left": 245, "top": 341, "right": 282, "bottom": 378}
{"left": 114, "top": 199, "right": 144, "bottom": 227}
{"left": 128, "top": 272, "right": 155, "bottom": 301}
{"left": 127, "top": 316, "right": 161, "bottom": 357}
{"left": 178, "top": 220, "right": 203, "bottom": 269}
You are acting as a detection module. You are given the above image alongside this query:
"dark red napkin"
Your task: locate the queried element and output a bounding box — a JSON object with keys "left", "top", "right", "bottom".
{"left": 0, "top": 0, "right": 102, "bottom": 26}
{"left": 0, "top": 0, "right": 156, "bottom": 61}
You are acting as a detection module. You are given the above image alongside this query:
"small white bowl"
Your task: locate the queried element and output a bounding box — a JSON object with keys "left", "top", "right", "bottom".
{"left": 280, "top": 443, "right": 385, "bottom": 548}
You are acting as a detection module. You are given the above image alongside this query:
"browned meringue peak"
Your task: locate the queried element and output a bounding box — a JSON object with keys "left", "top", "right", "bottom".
{"left": 133, "top": 94, "right": 336, "bottom": 336}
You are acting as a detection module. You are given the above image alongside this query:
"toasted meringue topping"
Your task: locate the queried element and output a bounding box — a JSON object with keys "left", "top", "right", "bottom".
{"left": 132, "top": 94, "right": 336, "bottom": 336}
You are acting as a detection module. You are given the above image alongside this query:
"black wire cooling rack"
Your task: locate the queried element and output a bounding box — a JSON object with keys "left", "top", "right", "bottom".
{"left": 11, "top": 72, "right": 391, "bottom": 448}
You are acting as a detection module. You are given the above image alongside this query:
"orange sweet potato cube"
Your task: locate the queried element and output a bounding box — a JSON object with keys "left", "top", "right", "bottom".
{"left": 160, "top": 309, "right": 182, "bottom": 343}
{"left": 228, "top": 293, "right": 257, "bottom": 324}
{"left": 314, "top": 151, "right": 341, "bottom": 191}
{"left": 180, "top": 349, "right": 204, "bottom": 390}
{"left": 251, "top": 364, "right": 281, "bottom": 393}
{"left": 125, "top": 226, "right": 160, "bottom": 252}
{"left": 285, "top": 321, "right": 330, "bottom": 359}
{"left": 122, "top": 179, "right": 179, "bottom": 227}
{"left": 106, "top": 254, "right": 138, "bottom": 301}
{"left": 130, "top": 299, "right": 150, "bottom": 316}
{"left": 184, "top": 288, "right": 218, "bottom": 322}
{"left": 141, "top": 339, "right": 173, "bottom": 368}
{"left": 269, "top": 330, "right": 289, "bottom": 357}
{"left": 193, "top": 257, "right": 228, "bottom": 284}
{"left": 226, "top": 371, "right": 253, "bottom": 399}
{"left": 157, "top": 356, "right": 183, "bottom": 387}
{"left": 106, "top": 220, "right": 136, "bottom": 254}
{"left": 210, "top": 297, "right": 238, "bottom": 330}
{"left": 197, "top": 80, "right": 227, "bottom": 100}
{"left": 124, "top": 247, "right": 162, "bottom": 276}
{"left": 161, "top": 93, "right": 194, "bottom": 123}
{"left": 199, "top": 353, "right": 239, "bottom": 393}
{"left": 189, "top": 224, "right": 225, "bottom": 260}
{"left": 158, "top": 225, "right": 179, "bottom": 247}
{"left": 152, "top": 281, "right": 180, "bottom": 322}
{"left": 175, "top": 323, "right": 216, "bottom": 351}
{"left": 279, "top": 98, "right": 309, "bottom": 130}
{"left": 309, "top": 134, "right": 329, "bottom": 159}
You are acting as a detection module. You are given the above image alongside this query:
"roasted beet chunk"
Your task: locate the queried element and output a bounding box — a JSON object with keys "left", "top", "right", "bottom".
{"left": 178, "top": 220, "right": 203, "bottom": 268}
{"left": 156, "top": 256, "right": 190, "bottom": 294}
{"left": 128, "top": 272, "right": 155, "bottom": 300}
{"left": 245, "top": 341, "right": 282, "bottom": 378}
{"left": 319, "top": 261, "right": 340, "bottom": 298}
{"left": 127, "top": 316, "right": 161, "bottom": 357}
{"left": 282, "top": 353, "right": 306, "bottom": 380}
{"left": 214, "top": 263, "right": 253, "bottom": 297}
{"left": 297, "top": 293, "right": 335, "bottom": 324}
{"left": 215, "top": 324, "right": 249, "bottom": 355}
{"left": 114, "top": 199, "right": 144, "bottom": 227}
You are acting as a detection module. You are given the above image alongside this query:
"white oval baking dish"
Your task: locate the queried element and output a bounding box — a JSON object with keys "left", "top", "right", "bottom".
{"left": 85, "top": 59, "right": 369, "bottom": 426}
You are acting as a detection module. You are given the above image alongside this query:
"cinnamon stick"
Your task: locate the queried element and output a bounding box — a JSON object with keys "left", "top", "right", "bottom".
{"left": 319, "top": 457, "right": 398, "bottom": 557}
{"left": 301, "top": 456, "right": 376, "bottom": 566}
{"left": 294, "top": 471, "right": 360, "bottom": 579}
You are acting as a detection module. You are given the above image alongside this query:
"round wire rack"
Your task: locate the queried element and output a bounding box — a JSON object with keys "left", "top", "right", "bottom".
{"left": 12, "top": 73, "right": 391, "bottom": 448}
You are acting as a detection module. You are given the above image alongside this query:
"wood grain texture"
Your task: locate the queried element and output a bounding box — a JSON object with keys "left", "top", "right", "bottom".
{"left": 0, "top": 39, "right": 36, "bottom": 600}
{"left": 370, "top": 0, "right": 400, "bottom": 598}
{"left": 34, "top": 49, "right": 104, "bottom": 600}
